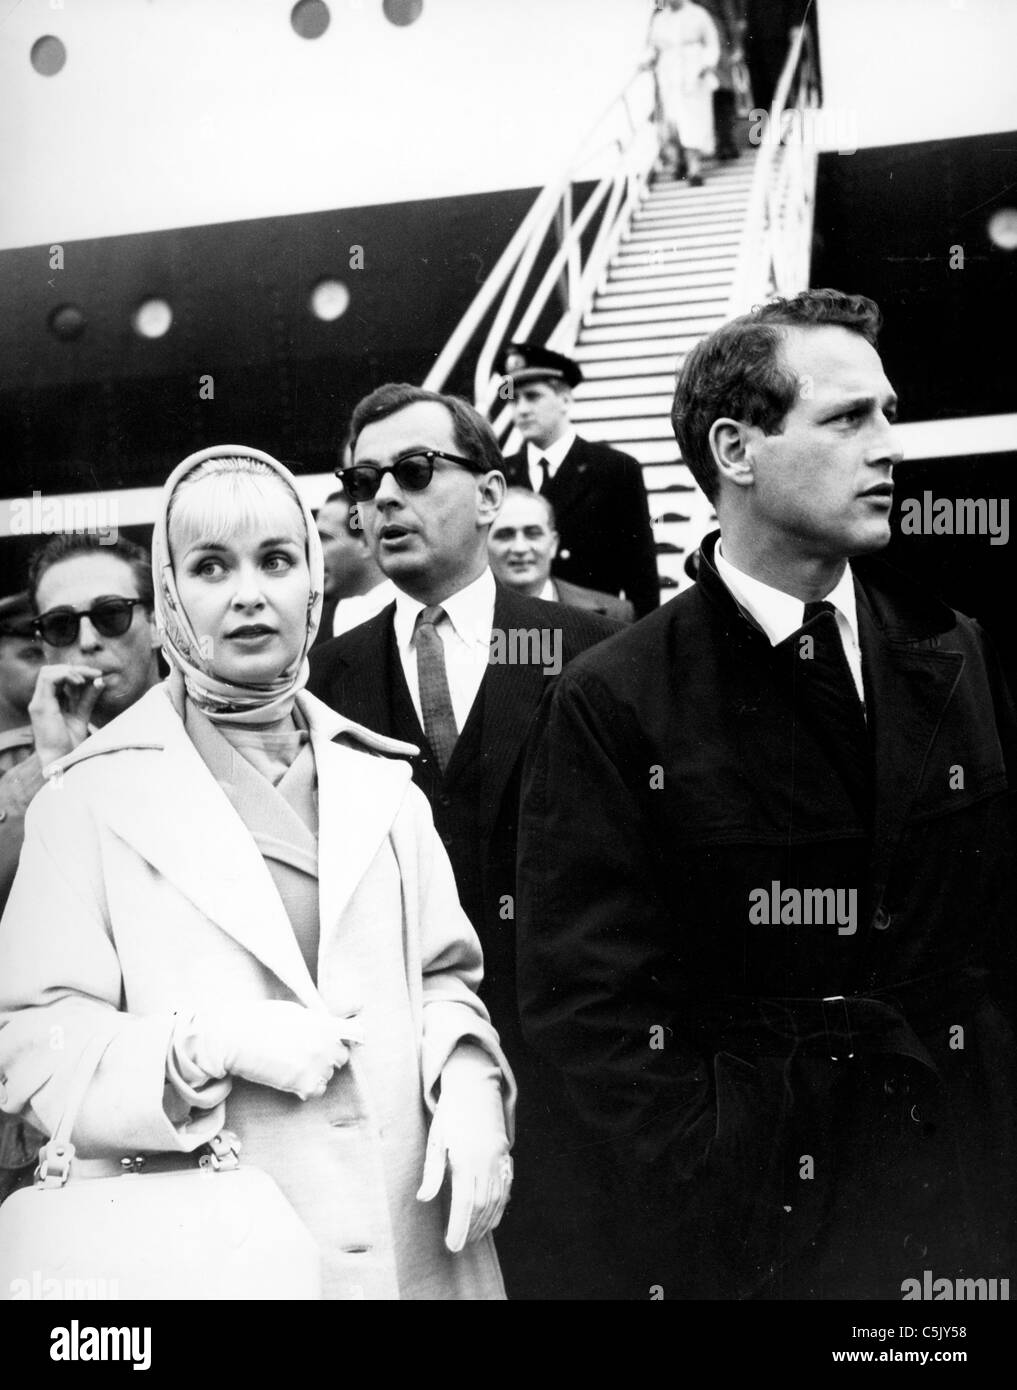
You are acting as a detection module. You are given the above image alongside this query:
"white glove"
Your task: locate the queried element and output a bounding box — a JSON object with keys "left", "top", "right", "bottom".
{"left": 416, "top": 1043, "right": 513, "bottom": 1253}
{"left": 187, "top": 1001, "right": 363, "bottom": 1101}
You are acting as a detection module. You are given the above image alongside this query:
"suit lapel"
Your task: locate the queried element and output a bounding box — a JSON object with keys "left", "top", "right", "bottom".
{"left": 323, "top": 606, "right": 398, "bottom": 736}
{"left": 857, "top": 583, "right": 965, "bottom": 909}
{"left": 547, "top": 437, "right": 595, "bottom": 523}
{"left": 98, "top": 696, "right": 322, "bottom": 1010}
{"left": 310, "top": 721, "right": 413, "bottom": 981}
{"left": 467, "top": 587, "right": 547, "bottom": 824}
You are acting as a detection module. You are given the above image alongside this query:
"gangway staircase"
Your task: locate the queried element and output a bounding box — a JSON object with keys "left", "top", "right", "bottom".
{"left": 570, "top": 158, "right": 757, "bottom": 592}
{"left": 425, "top": 24, "right": 820, "bottom": 601}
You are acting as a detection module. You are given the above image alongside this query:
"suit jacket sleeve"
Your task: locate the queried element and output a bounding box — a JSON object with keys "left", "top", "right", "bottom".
{"left": 515, "top": 666, "right": 714, "bottom": 1180}
{"left": 616, "top": 454, "right": 660, "bottom": 619}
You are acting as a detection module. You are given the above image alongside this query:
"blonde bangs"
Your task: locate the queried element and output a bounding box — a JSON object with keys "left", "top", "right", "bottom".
{"left": 167, "top": 458, "right": 306, "bottom": 559}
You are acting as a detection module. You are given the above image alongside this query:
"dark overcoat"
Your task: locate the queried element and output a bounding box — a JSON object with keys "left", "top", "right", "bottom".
{"left": 502, "top": 436, "right": 660, "bottom": 619}
{"left": 517, "top": 531, "right": 1017, "bottom": 1299}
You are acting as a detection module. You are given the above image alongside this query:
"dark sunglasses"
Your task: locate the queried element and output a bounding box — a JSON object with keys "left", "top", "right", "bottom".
{"left": 337, "top": 449, "right": 482, "bottom": 503}
{"left": 35, "top": 597, "right": 142, "bottom": 647}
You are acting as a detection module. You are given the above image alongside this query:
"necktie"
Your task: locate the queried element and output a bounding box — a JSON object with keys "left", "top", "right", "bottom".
{"left": 537, "top": 457, "right": 552, "bottom": 495}
{"left": 414, "top": 606, "right": 458, "bottom": 774}
{"left": 803, "top": 599, "right": 835, "bottom": 624}
{"left": 797, "top": 598, "right": 870, "bottom": 810}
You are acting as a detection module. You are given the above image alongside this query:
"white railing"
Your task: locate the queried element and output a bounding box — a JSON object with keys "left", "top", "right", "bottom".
{"left": 423, "top": 65, "right": 659, "bottom": 446}
{"left": 728, "top": 24, "right": 821, "bottom": 316}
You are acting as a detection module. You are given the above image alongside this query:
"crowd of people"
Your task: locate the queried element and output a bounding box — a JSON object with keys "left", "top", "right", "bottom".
{"left": 0, "top": 289, "right": 1013, "bottom": 1301}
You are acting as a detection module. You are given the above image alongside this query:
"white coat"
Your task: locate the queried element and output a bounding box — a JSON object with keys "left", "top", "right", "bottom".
{"left": 649, "top": 2, "right": 721, "bottom": 153}
{"left": 0, "top": 684, "right": 513, "bottom": 1300}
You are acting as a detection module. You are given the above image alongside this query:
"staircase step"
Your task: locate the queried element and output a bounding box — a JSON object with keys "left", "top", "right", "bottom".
{"left": 579, "top": 317, "right": 723, "bottom": 344}
{"left": 607, "top": 258, "right": 736, "bottom": 281}
{"left": 638, "top": 192, "right": 750, "bottom": 213}
{"left": 571, "top": 393, "right": 673, "bottom": 420}
{"left": 625, "top": 439, "right": 687, "bottom": 464}
{"left": 580, "top": 416, "right": 674, "bottom": 442}
{"left": 613, "top": 249, "right": 740, "bottom": 270}
{"left": 651, "top": 171, "right": 755, "bottom": 189}
{"left": 620, "top": 232, "right": 742, "bottom": 254}
{"left": 624, "top": 219, "right": 744, "bottom": 241}
{"left": 577, "top": 355, "right": 688, "bottom": 379}
{"left": 574, "top": 336, "right": 702, "bottom": 360}
{"left": 641, "top": 462, "right": 694, "bottom": 488}
{"left": 595, "top": 284, "right": 731, "bottom": 308}
{"left": 574, "top": 373, "right": 679, "bottom": 397}
{"left": 586, "top": 302, "right": 728, "bottom": 327}
{"left": 600, "top": 271, "right": 733, "bottom": 295}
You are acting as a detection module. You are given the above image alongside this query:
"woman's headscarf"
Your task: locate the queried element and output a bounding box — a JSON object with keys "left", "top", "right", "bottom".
{"left": 151, "top": 445, "right": 324, "bottom": 725}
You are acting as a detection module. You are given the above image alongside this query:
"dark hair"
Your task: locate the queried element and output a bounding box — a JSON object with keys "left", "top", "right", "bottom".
{"left": 28, "top": 533, "right": 154, "bottom": 612}
{"left": 501, "top": 486, "right": 557, "bottom": 530}
{"left": 671, "top": 289, "right": 883, "bottom": 503}
{"left": 347, "top": 383, "right": 504, "bottom": 476}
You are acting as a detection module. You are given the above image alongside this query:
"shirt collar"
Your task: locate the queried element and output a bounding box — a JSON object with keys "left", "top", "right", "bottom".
{"left": 393, "top": 566, "right": 497, "bottom": 652}
{"left": 527, "top": 428, "right": 576, "bottom": 473}
{"left": 538, "top": 577, "right": 556, "bottom": 601}
{"left": 714, "top": 540, "right": 860, "bottom": 649}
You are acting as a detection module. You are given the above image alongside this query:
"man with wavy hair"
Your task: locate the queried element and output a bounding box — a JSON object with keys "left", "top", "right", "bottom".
{"left": 518, "top": 289, "right": 1016, "bottom": 1299}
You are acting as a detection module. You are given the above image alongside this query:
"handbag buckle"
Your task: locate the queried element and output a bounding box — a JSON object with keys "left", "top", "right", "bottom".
{"left": 35, "top": 1139, "right": 74, "bottom": 1188}
{"left": 200, "top": 1130, "right": 241, "bottom": 1172}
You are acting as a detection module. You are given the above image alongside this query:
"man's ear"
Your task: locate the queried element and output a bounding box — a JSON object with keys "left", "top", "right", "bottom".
{"left": 549, "top": 529, "right": 560, "bottom": 561}
{"left": 709, "top": 417, "right": 757, "bottom": 490}
{"left": 477, "top": 470, "right": 507, "bottom": 524}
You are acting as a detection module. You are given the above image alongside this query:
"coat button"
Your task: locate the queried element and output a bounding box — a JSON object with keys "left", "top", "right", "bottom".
{"left": 872, "top": 906, "right": 891, "bottom": 931}
{"left": 910, "top": 1104, "right": 922, "bottom": 1124}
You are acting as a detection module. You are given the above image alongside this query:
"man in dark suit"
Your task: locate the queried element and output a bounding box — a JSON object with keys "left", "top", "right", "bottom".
{"left": 498, "top": 343, "right": 660, "bottom": 618}
{"left": 488, "top": 488, "right": 635, "bottom": 623}
{"left": 307, "top": 382, "right": 619, "bottom": 1298}
{"left": 517, "top": 290, "right": 1017, "bottom": 1300}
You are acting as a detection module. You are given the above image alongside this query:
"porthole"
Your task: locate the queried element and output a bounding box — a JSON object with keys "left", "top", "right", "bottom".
{"left": 48, "top": 304, "right": 85, "bottom": 341}
{"left": 987, "top": 208, "right": 1017, "bottom": 252}
{"left": 310, "top": 279, "right": 351, "bottom": 321}
{"left": 31, "top": 35, "right": 66, "bottom": 77}
{"left": 383, "top": 0, "right": 424, "bottom": 28}
{"left": 291, "top": 1, "right": 331, "bottom": 40}
{"left": 132, "top": 298, "right": 173, "bottom": 339}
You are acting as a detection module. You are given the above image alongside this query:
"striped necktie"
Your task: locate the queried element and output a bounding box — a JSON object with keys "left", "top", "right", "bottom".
{"left": 414, "top": 605, "right": 458, "bottom": 773}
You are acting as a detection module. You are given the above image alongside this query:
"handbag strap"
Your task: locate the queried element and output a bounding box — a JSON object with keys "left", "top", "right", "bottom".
{"left": 35, "top": 1028, "right": 239, "bottom": 1189}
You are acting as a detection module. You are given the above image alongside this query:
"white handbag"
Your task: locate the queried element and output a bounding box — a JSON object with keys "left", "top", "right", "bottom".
{"left": 0, "top": 1032, "right": 322, "bottom": 1300}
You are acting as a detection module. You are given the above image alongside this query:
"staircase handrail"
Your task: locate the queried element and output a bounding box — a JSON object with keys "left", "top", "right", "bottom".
{"left": 728, "top": 22, "right": 819, "bottom": 316}
{"left": 423, "top": 62, "right": 658, "bottom": 431}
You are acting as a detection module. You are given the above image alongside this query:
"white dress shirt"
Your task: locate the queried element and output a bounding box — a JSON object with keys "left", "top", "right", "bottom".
{"left": 392, "top": 567, "right": 496, "bottom": 732}
{"left": 331, "top": 577, "right": 399, "bottom": 637}
{"left": 537, "top": 578, "right": 556, "bottom": 601}
{"left": 714, "top": 541, "right": 865, "bottom": 706}
{"left": 525, "top": 428, "right": 576, "bottom": 493}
